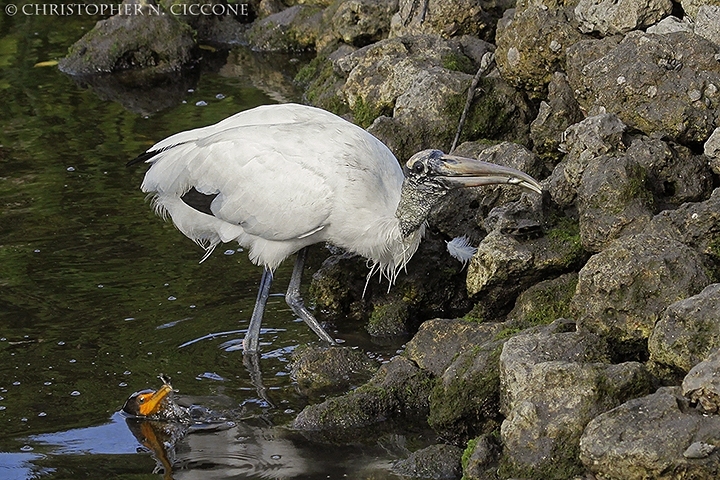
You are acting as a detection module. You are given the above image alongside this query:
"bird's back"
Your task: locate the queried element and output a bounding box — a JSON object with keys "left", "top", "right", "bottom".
{"left": 139, "top": 104, "right": 408, "bottom": 270}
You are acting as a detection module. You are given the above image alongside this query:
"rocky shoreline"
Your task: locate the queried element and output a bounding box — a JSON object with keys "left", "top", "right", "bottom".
{"left": 60, "top": 0, "right": 720, "bottom": 478}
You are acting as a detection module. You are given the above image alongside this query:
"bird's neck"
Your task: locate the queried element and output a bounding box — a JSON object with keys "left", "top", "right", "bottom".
{"left": 396, "top": 178, "right": 448, "bottom": 237}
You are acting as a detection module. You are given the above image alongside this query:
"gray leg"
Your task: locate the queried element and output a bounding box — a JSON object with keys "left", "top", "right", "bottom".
{"left": 286, "top": 247, "right": 337, "bottom": 345}
{"left": 243, "top": 267, "right": 273, "bottom": 353}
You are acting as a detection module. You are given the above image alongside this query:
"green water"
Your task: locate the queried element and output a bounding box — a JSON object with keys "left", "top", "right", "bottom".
{"left": 0, "top": 8, "right": 410, "bottom": 480}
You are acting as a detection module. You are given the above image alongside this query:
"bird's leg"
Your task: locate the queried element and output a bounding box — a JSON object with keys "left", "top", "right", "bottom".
{"left": 286, "top": 247, "right": 337, "bottom": 345}
{"left": 243, "top": 267, "right": 274, "bottom": 353}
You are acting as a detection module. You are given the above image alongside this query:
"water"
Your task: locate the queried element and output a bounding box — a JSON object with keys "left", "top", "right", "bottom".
{"left": 0, "top": 9, "right": 413, "bottom": 480}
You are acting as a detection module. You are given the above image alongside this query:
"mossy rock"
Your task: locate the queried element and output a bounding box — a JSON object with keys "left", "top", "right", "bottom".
{"left": 59, "top": 6, "right": 196, "bottom": 75}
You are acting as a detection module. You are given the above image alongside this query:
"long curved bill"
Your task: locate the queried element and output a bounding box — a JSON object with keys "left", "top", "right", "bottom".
{"left": 435, "top": 154, "right": 543, "bottom": 194}
{"left": 138, "top": 384, "right": 173, "bottom": 417}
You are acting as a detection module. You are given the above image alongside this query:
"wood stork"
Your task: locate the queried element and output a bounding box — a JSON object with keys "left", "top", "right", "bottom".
{"left": 131, "top": 103, "right": 542, "bottom": 352}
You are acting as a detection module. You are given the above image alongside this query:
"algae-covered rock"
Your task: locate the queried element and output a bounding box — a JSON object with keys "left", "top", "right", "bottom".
{"left": 649, "top": 284, "right": 720, "bottom": 374}
{"left": 290, "top": 344, "right": 377, "bottom": 393}
{"left": 572, "top": 234, "right": 711, "bottom": 350}
{"left": 404, "top": 318, "right": 502, "bottom": 377}
{"left": 59, "top": 3, "right": 196, "bottom": 75}
{"left": 291, "top": 355, "right": 433, "bottom": 431}
{"left": 466, "top": 218, "right": 586, "bottom": 317}
{"left": 427, "top": 340, "right": 504, "bottom": 439}
{"left": 391, "top": 443, "right": 463, "bottom": 479}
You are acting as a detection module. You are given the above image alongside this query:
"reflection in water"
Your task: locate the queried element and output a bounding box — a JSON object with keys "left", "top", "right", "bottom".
{"left": 16, "top": 409, "right": 406, "bottom": 480}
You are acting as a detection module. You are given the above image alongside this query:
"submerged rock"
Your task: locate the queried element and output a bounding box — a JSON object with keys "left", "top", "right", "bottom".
{"left": 290, "top": 345, "right": 377, "bottom": 394}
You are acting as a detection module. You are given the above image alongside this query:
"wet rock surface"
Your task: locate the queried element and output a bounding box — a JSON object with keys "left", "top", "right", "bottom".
{"left": 64, "top": 0, "right": 720, "bottom": 477}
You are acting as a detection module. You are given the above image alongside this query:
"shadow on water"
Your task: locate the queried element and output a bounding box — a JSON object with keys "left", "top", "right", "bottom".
{"left": 0, "top": 9, "right": 414, "bottom": 480}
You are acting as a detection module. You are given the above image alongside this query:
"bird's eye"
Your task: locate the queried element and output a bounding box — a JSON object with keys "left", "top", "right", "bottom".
{"left": 138, "top": 397, "right": 145, "bottom": 404}
{"left": 412, "top": 161, "right": 426, "bottom": 175}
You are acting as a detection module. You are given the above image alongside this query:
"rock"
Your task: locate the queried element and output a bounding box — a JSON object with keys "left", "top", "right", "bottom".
{"left": 706, "top": 127, "right": 720, "bottom": 173}
{"left": 681, "top": 0, "right": 720, "bottom": 21}
{"left": 577, "top": 154, "right": 654, "bottom": 252}
{"left": 404, "top": 318, "right": 502, "bottom": 377}
{"left": 391, "top": 443, "right": 463, "bottom": 479}
{"left": 59, "top": 2, "right": 196, "bottom": 75}
{"left": 337, "top": 35, "right": 471, "bottom": 118}
{"left": 574, "top": 0, "right": 673, "bottom": 36}
{"left": 502, "top": 273, "right": 579, "bottom": 333}
{"left": 566, "top": 31, "right": 720, "bottom": 144}
{"left": 696, "top": 6, "right": 720, "bottom": 48}
{"left": 245, "top": 5, "right": 322, "bottom": 51}
{"left": 290, "top": 345, "right": 377, "bottom": 393}
{"left": 335, "top": 34, "right": 531, "bottom": 159}
{"left": 389, "top": 0, "right": 508, "bottom": 42}
{"left": 499, "top": 324, "right": 652, "bottom": 478}
{"left": 428, "top": 339, "right": 504, "bottom": 439}
{"left": 462, "top": 435, "right": 501, "bottom": 480}
{"left": 371, "top": 74, "right": 533, "bottom": 161}
{"left": 644, "top": 188, "right": 720, "bottom": 269}
{"left": 310, "top": 232, "right": 472, "bottom": 336}
{"left": 649, "top": 284, "right": 720, "bottom": 374}
{"left": 683, "top": 348, "right": 720, "bottom": 414}
{"left": 646, "top": 15, "right": 694, "bottom": 34}
{"left": 495, "top": 4, "right": 585, "bottom": 95}
{"left": 626, "top": 137, "right": 713, "bottom": 209}
{"left": 291, "top": 355, "right": 433, "bottom": 430}
{"left": 571, "top": 234, "right": 711, "bottom": 351}
{"left": 466, "top": 217, "right": 586, "bottom": 317}
{"left": 580, "top": 387, "right": 720, "bottom": 480}
{"left": 549, "top": 113, "right": 628, "bottom": 208}
{"left": 529, "top": 72, "right": 584, "bottom": 164}
{"left": 499, "top": 323, "right": 611, "bottom": 413}
{"left": 319, "top": 0, "right": 398, "bottom": 52}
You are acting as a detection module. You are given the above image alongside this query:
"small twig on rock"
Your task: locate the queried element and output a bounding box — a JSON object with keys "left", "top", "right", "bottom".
{"left": 451, "top": 52, "right": 496, "bottom": 153}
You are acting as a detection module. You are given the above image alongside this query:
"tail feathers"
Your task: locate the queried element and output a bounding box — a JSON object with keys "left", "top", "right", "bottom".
{"left": 127, "top": 143, "right": 185, "bottom": 167}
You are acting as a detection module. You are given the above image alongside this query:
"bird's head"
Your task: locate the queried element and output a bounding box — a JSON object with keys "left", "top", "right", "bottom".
{"left": 397, "top": 149, "right": 542, "bottom": 237}
{"left": 405, "top": 149, "right": 542, "bottom": 194}
{"left": 122, "top": 383, "right": 173, "bottom": 418}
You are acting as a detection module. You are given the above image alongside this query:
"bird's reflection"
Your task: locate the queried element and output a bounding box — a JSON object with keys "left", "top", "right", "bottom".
{"left": 121, "top": 375, "right": 236, "bottom": 479}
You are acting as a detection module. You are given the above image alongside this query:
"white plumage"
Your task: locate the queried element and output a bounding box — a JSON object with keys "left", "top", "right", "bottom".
{"left": 141, "top": 104, "right": 421, "bottom": 283}
{"left": 134, "top": 103, "right": 542, "bottom": 352}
